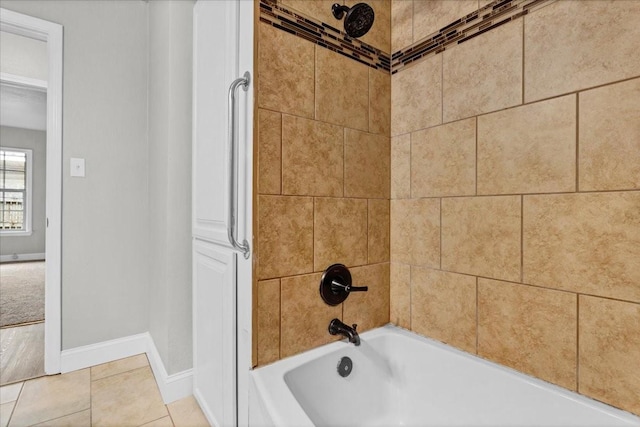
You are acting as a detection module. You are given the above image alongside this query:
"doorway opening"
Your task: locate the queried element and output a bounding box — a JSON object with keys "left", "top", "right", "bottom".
{"left": 0, "top": 8, "right": 63, "bottom": 379}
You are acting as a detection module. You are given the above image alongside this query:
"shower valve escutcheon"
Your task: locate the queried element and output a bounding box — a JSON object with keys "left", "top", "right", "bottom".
{"left": 319, "top": 264, "right": 368, "bottom": 306}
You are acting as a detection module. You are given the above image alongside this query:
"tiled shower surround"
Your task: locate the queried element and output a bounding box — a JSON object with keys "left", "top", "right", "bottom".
{"left": 254, "top": 0, "right": 640, "bottom": 417}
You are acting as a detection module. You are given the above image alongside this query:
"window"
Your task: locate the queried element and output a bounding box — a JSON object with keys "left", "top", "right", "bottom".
{"left": 0, "top": 148, "right": 33, "bottom": 235}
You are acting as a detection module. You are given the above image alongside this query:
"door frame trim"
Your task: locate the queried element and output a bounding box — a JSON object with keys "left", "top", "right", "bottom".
{"left": 0, "top": 7, "right": 63, "bottom": 374}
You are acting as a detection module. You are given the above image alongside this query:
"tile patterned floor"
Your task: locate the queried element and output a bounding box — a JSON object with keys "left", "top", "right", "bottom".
{"left": 0, "top": 355, "right": 210, "bottom": 427}
{"left": 0, "top": 323, "right": 45, "bottom": 386}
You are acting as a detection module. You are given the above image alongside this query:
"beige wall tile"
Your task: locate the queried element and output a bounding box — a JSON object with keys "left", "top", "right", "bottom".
{"left": 316, "top": 48, "right": 369, "bottom": 131}
{"left": 344, "top": 263, "right": 390, "bottom": 332}
{"left": 345, "top": 129, "right": 390, "bottom": 198}
{"left": 392, "top": 0, "right": 413, "bottom": 52}
{"left": 258, "top": 195, "right": 314, "bottom": 279}
{"left": 360, "top": 0, "right": 391, "bottom": 53}
{"left": 524, "top": 1, "right": 640, "bottom": 103}
{"left": 92, "top": 366, "right": 168, "bottom": 427}
{"left": 314, "top": 197, "right": 368, "bottom": 270}
{"left": 91, "top": 354, "right": 148, "bottom": 381}
{"left": 391, "top": 133, "right": 411, "bottom": 199}
{"left": 478, "top": 0, "right": 493, "bottom": 7}
{"left": 369, "top": 68, "right": 391, "bottom": 136}
{"left": 523, "top": 192, "right": 640, "bottom": 303}
{"left": 368, "top": 199, "right": 390, "bottom": 264}
{"left": 579, "top": 296, "right": 640, "bottom": 416}
{"left": 281, "top": 273, "right": 342, "bottom": 358}
{"left": 411, "top": 267, "right": 477, "bottom": 353}
{"left": 280, "top": 0, "right": 390, "bottom": 52}
{"left": 258, "top": 23, "right": 314, "bottom": 117}
{"left": 168, "top": 395, "right": 210, "bottom": 427}
{"left": 443, "top": 20, "right": 522, "bottom": 123}
{"left": 392, "top": 54, "right": 442, "bottom": 136}
{"left": 257, "top": 279, "right": 280, "bottom": 366}
{"left": 9, "top": 369, "right": 90, "bottom": 427}
{"left": 281, "top": 115, "right": 343, "bottom": 197}
{"left": 411, "top": 117, "right": 476, "bottom": 197}
{"left": 390, "top": 198, "right": 440, "bottom": 267}
{"left": 413, "top": 0, "right": 478, "bottom": 42}
{"left": 390, "top": 262, "right": 411, "bottom": 328}
{"left": 442, "top": 196, "right": 521, "bottom": 282}
{"left": 579, "top": 78, "right": 640, "bottom": 191}
{"left": 478, "top": 279, "right": 577, "bottom": 390}
{"left": 477, "top": 95, "right": 576, "bottom": 195}
{"left": 279, "top": 0, "right": 337, "bottom": 25}
{"left": 258, "top": 109, "right": 282, "bottom": 195}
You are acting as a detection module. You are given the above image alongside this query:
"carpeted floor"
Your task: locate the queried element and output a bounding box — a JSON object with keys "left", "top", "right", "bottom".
{"left": 0, "top": 261, "right": 45, "bottom": 328}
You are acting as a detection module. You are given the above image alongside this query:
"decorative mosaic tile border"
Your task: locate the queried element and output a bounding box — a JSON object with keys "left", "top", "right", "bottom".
{"left": 259, "top": 0, "right": 391, "bottom": 72}
{"left": 259, "top": 0, "right": 554, "bottom": 75}
{"left": 391, "top": 0, "right": 553, "bottom": 74}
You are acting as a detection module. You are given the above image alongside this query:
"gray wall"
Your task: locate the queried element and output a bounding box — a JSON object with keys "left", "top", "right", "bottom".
{"left": 2, "top": 0, "right": 196, "bottom": 375}
{"left": 0, "top": 126, "right": 46, "bottom": 257}
{"left": 1, "top": 0, "right": 151, "bottom": 349}
{"left": 148, "top": 0, "right": 194, "bottom": 375}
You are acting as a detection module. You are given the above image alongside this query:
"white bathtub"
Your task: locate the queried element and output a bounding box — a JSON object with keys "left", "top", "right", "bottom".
{"left": 249, "top": 325, "right": 640, "bottom": 427}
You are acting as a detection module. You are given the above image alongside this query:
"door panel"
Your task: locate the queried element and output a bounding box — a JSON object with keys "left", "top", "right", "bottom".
{"left": 192, "top": 0, "right": 239, "bottom": 245}
{"left": 193, "top": 239, "right": 236, "bottom": 426}
{"left": 193, "top": 0, "right": 253, "bottom": 425}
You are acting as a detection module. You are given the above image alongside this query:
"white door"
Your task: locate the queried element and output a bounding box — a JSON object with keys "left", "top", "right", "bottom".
{"left": 193, "top": 240, "right": 237, "bottom": 426}
{"left": 192, "top": 0, "right": 253, "bottom": 426}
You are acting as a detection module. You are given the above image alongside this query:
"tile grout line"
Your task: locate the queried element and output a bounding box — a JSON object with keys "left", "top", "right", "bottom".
{"left": 367, "top": 199, "right": 370, "bottom": 264}
{"left": 5, "top": 381, "right": 24, "bottom": 426}
{"left": 379, "top": 263, "right": 640, "bottom": 305}
{"left": 91, "top": 361, "right": 149, "bottom": 382}
{"left": 441, "top": 53, "right": 444, "bottom": 125}
{"left": 575, "top": 93, "right": 580, "bottom": 192}
{"left": 313, "top": 45, "right": 318, "bottom": 121}
{"left": 259, "top": 74, "right": 640, "bottom": 143}
{"left": 439, "top": 197, "right": 443, "bottom": 269}
{"left": 280, "top": 111, "right": 283, "bottom": 195}
{"left": 279, "top": 278, "right": 283, "bottom": 363}
{"left": 52, "top": 409, "right": 95, "bottom": 426}
{"left": 167, "top": 408, "right": 177, "bottom": 427}
{"left": 475, "top": 117, "right": 478, "bottom": 195}
{"left": 408, "top": 264, "right": 412, "bottom": 331}
{"left": 521, "top": 15, "right": 525, "bottom": 105}
{"left": 343, "top": 128, "right": 346, "bottom": 199}
{"left": 520, "top": 194, "right": 524, "bottom": 283}
{"left": 278, "top": 277, "right": 282, "bottom": 361}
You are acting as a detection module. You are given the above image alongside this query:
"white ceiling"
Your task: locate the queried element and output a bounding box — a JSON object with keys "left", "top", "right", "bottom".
{"left": 0, "top": 83, "right": 47, "bottom": 131}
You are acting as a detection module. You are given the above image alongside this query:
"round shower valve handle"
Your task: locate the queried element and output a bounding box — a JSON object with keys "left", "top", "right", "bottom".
{"left": 320, "top": 264, "right": 368, "bottom": 306}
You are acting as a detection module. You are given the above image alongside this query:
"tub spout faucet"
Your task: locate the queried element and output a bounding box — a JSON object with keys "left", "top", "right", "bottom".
{"left": 329, "top": 318, "right": 360, "bottom": 346}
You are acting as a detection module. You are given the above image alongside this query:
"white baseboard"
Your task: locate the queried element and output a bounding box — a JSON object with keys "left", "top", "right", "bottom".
{"left": 0, "top": 252, "right": 45, "bottom": 263}
{"left": 60, "top": 333, "right": 148, "bottom": 373}
{"left": 145, "top": 333, "right": 193, "bottom": 404}
{"left": 60, "top": 332, "right": 192, "bottom": 404}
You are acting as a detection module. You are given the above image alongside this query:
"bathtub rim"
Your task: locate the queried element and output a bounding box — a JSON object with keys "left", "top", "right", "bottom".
{"left": 249, "top": 324, "right": 640, "bottom": 426}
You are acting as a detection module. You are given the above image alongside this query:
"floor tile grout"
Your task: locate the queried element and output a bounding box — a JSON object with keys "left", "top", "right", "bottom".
{"left": 90, "top": 363, "right": 150, "bottom": 383}
{"left": 30, "top": 408, "right": 90, "bottom": 427}
{"left": 3, "top": 356, "right": 207, "bottom": 427}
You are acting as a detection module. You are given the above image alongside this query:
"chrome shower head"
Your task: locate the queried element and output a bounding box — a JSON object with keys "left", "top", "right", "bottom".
{"left": 331, "top": 3, "right": 375, "bottom": 38}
